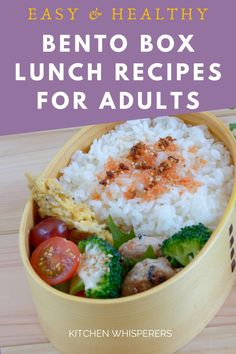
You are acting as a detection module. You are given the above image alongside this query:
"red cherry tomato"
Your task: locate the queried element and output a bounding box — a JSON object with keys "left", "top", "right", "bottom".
{"left": 30, "top": 217, "right": 69, "bottom": 248}
{"left": 68, "top": 230, "right": 89, "bottom": 244}
{"left": 75, "top": 291, "right": 86, "bottom": 297}
{"left": 31, "top": 237, "right": 80, "bottom": 285}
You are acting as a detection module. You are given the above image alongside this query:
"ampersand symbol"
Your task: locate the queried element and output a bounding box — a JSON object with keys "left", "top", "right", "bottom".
{"left": 89, "top": 8, "right": 103, "bottom": 20}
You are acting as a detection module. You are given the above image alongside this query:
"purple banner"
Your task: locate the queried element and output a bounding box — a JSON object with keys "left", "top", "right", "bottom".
{"left": 1, "top": 1, "right": 236, "bottom": 135}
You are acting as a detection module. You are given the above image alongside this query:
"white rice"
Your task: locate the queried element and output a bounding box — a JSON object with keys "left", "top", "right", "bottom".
{"left": 60, "top": 117, "right": 234, "bottom": 239}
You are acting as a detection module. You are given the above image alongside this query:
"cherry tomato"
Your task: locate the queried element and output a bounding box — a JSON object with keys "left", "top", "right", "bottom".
{"left": 30, "top": 217, "right": 69, "bottom": 248}
{"left": 75, "top": 291, "right": 86, "bottom": 297}
{"left": 68, "top": 230, "right": 90, "bottom": 244}
{"left": 31, "top": 237, "right": 80, "bottom": 285}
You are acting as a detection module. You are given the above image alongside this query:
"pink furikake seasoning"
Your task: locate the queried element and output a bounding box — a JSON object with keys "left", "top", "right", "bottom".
{"left": 96, "top": 137, "right": 203, "bottom": 201}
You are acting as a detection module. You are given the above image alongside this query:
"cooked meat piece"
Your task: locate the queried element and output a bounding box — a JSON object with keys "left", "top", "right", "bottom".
{"left": 122, "top": 258, "right": 176, "bottom": 296}
{"left": 119, "top": 236, "right": 162, "bottom": 261}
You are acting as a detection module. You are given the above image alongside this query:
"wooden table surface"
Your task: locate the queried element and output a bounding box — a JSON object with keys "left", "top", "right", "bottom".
{"left": 1, "top": 110, "right": 236, "bottom": 354}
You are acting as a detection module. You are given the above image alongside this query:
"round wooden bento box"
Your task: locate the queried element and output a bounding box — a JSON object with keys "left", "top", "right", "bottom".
{"left": 19, "top": 113, "right": 236, "bottom": 354}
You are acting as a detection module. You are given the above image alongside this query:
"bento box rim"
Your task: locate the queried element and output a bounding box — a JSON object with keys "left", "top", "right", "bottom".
{"left": 19, "top": 112, "right": 236, "bottom": 305}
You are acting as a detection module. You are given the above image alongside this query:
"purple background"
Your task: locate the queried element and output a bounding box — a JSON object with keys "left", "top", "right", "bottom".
{"left": 1, "top": 0, "right": 236, "bottom": 135}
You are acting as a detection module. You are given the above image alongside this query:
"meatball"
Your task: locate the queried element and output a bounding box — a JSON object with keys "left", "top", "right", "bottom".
{"left": 119, "top": 236, "right": 162, "bottom": 261}
{"left": 122, "top": 258, "right": 176, "bottom": 297}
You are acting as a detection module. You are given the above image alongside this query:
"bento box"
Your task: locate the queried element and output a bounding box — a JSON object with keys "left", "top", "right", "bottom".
{"left": 19, "top": 112, "right": 236, "bottom": 354}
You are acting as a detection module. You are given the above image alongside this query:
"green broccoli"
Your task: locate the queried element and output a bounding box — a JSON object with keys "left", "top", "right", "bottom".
{"left": 161, "top": 223, "right": 212, "bottom": 267}
{"left": 78, "top": 236, "right": 124, "bottom": 299}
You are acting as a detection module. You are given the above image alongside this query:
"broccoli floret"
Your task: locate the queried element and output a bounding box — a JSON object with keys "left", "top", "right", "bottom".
{"left": 78, "top": 236, "right": 124, "bottom": 298}
{"left": 161, "top": 223, "right": 212, "bottom": 267}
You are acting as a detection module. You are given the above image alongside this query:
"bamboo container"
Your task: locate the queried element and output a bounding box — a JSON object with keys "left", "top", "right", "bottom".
{"left": 19, "top": 113, "right": 236, "bottom": 354}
